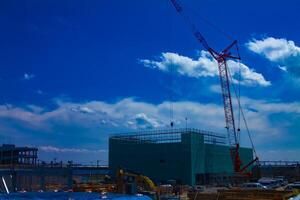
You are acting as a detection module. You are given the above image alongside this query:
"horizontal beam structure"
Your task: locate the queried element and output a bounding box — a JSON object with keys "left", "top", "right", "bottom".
{"left": 259, "top": 161, "right": 300, "bottom": 166}
{"left": 110, "top": 128, "right": 226, "bottom": 145}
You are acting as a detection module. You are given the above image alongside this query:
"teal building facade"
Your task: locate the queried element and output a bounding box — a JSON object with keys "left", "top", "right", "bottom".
{"left": 109, "top": 129, "right": 253, "bottom": 186}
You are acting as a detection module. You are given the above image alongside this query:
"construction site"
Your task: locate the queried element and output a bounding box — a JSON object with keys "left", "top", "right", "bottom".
{"left": 0, "top": 0, "right": 299, "bottom": 199}
{"left": 102, "top": 0, "right": 300, "bottom": 200}
{"left": 0, "top": 144, "right": 300, "bottom": 199}
{"left": 105, "top": 0, "right": 300, "bottom": 199}
{"left": 108, "top": 129, "right": 300, "bottom": 200}
{"left": 109, "top": 128, "right": 253, "bottom": 186}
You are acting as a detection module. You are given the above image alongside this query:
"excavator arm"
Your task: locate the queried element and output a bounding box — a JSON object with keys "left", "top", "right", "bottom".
{"left": 116, "top": 169, "right": 157, "bottom": 193}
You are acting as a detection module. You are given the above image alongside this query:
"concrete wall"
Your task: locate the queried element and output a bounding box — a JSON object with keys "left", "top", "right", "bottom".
{"left": 109, "top": 132, "right": 253, "bottom": 186}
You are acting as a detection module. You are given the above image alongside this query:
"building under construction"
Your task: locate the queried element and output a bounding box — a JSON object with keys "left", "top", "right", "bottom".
{"left": 109, "top": 128, "right": 253, "bottom": 186}
{"left": 0, "top": 144, "right": 38, "bottom": 165}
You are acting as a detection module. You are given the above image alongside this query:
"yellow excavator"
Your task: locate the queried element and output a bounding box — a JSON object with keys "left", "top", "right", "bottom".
{"left": 116, "top": 169, "right": 159, "bottom": 200}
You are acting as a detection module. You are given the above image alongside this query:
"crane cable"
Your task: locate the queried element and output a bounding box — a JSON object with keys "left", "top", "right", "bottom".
{"left": 170, "top": 64, "right": 174, "bottom": 128}
{"left": 236, "top": 45, "right": 241, "bottom": 143}
{"left": 227, "top": 45, "right": 258, "bottom": 159}
{"left": 188, "top": 4, "right": 259, "bottom": 159}
{"left": 185, "top": 3, "right": 234, "bottom": 42}
{"left": 169, "top": 0, "right": 259, "bottom": 168}
{"left": 166, "top": 0, "right": 175, "bottom": 128}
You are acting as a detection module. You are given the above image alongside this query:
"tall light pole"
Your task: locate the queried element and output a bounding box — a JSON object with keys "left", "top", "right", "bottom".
{"left": 185, "top": 117, "right": 188, "bottom": 130}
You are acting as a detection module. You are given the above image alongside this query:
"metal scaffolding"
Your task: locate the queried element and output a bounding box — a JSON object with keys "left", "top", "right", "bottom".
{"left": 110, "top": 128, "right": 226, "bottom": 145}
{"left": 0, "top": 144, "right": 38, "bottom": 166}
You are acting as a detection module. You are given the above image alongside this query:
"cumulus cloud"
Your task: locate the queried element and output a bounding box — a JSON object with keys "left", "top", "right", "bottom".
{"left": 71, "top": 106, "right": 95, "bottom": 114}
{"left": 0, "top": 97, "right": 300, "bottom": 161}
{"left": 246, "top": 37, "right": 300, "bottom": 77}
{"left": 1, "top": 98, "right": 300, "bottom": 135}
{"left": 23, "top": 73, "right": 35, "bottom": 80}
{"left": 140, "top": 51, "right": 270, "bottom": 87}
{"left": 247, "top": 37, "right": 300, "bottom": 61}
{"left": 128, "top": 113, "right": 162, "bottom": 129}
{"left": 1, "top": 97, "right": 300, "bottom": 139}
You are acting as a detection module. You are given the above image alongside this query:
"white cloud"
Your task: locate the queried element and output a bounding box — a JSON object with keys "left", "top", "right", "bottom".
{"left": 26, "top": 105, "right": 44, "bottom": 114}
{"left": 71, "top": 106, "right": 95, "bottom": 114}
{"left": 23, "top": 73, "right": 35, "bottom": 80}
{"left": 0, "top": 97, "right": 300, "bottom": 161}
{"left": 278, "top": 65, "right": 287, "bottom": 72}
{"left": 1, "top": 97, "right": 299, "bottom": 138}
{"left": 140, "top": 51, "right": 270, "bottom": 87}
{"left": 209, "top": 84, "right": 222, "bottom": 94}
{"left": 246, "top": 37, "right": 300, "bottom": 77}
{"left": 128, "top": 113, "right": 162, "bottom": 129}
{"left": 39, "top": 146, "right": 106, "bottom": 153}
{"left": 247, "top": 37, "right": 300, "bottom": 62}
{"left": 38, "top": 146, "right": 107, "bottom": 164}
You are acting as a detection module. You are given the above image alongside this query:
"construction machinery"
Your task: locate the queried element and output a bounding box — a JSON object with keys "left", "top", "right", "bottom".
{"left": 169, "top": 0, "right": 259, "bottom": 175}
{"left": 116, "top": 169, "right": 159, "bottom": 199}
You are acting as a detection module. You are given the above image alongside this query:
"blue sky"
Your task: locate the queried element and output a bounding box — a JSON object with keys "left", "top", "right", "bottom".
{"left": 0, "top": 0, "right": 300, "bottom": 164}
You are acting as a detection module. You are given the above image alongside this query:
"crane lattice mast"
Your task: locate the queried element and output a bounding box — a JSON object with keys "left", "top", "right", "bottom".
{"left": 169, "top": 0, "right": 256, "bottom": 173}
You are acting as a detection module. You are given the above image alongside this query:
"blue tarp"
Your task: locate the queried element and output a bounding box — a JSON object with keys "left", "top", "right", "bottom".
{"left": 0, "top": 192, "right": 153, "bottom": 200}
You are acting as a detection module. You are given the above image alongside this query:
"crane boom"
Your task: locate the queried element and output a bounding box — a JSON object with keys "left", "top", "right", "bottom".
{"left": 169, "top": 0, "right": 245, "bottom": 173}
{"left": 170, "top": 0, "right": 218, "bottom": 58}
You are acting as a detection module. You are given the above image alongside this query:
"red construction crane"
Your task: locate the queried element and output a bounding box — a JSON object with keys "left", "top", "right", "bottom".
{"left": 169, "top": 0, "right": 258, "bottom": 174}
